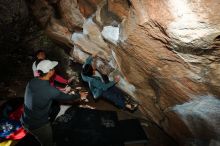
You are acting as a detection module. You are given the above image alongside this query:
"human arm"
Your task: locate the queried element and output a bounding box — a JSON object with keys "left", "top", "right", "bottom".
{"left": 84, "top": 56, "right": 93, "bottom": 66}
{"left": 50, "top": 87, "right": 80, "bottom": 101}
{"left": 91, "top": 78, "right": 116, "bottom": 91}
{"left": 89, "top": 78, "right": 116, "bottom": 98}
{"left": 83, "top": 51, "right": 100, "bottom": 67}
{"left": 51, "top": 86, "right": 88, "bottom": 101}
{"left": 53, "top": 73, "right": 68, "bottom": 84}
{"left": 91, "top": 51, "right": 103, "bottom": 70}
{"left": 90, "top": 74, "right": 120, "bottom": 91}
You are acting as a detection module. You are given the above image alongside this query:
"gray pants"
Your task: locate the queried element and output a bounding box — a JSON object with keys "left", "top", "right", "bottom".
{"left": 24, "top": 123, "right": 54, "bottom": 146}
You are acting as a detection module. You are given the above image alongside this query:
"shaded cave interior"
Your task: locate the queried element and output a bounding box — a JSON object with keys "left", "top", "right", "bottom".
{"left": 0, "top": 8, "right": 176, "bottom": 146}
{"left": 1, "top": 0, "right": 220, "bottom": 146}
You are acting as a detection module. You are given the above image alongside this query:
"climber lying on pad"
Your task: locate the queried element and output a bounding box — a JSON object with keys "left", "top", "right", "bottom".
{"left": 81, "top": 53, "right": 138, "bottom": 112}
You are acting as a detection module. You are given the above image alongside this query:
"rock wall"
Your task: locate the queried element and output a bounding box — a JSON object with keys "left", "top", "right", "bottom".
{"left": 27, "top": 0, "right": 220, "bottom": 145}
{"left": 0, "top": 0, "right": 72, "bottom": 98}
{"left": 0, "top": 0, "right": 29, "bottom": 50}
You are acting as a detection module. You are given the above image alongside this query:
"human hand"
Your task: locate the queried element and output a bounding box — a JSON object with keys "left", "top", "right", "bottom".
{"left": 67, "top": 76, "right": 75, "bottom": 84}
{"left": 69, "top": 91, "right": 75, "bottom": 95}
{"left": 79, "top": 91, "right": 89, "bottom": 102}
{"left": 114, "top": 75, "right": 120, "bottom": 83}
{"left": 92, "top": 51, "right": 102, "bottom": 58}
{"left": 75, "top": 86, "right": 82, "bottom": 90}
{"left": 63, "top": 85, "right": 71, "bottom": 94}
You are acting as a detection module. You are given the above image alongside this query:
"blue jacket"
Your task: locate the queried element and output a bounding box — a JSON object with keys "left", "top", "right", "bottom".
{"left": 81, "top": 56, "right": 115, "bottom": 99}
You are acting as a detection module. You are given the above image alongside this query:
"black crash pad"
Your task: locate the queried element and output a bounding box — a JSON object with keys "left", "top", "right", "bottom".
{"left": 53, "top": 107, "right": 123, "bottom": 146}
{"left": 119, "top": 119, "right": 148, "bottom": 145}
{"left": 53, "top": 107, "right": 148, "bottom": 146}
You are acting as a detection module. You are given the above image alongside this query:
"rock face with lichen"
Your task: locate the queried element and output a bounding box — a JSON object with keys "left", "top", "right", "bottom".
{"left": 27, "top": 0, "right": 220, "bottom": 145}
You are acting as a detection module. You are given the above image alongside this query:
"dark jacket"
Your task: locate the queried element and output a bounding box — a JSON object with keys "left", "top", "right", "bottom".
{"left": 20, "top": 78, "right": 79, "bottom": 130}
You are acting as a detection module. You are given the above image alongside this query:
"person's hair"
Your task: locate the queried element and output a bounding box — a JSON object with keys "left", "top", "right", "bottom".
{"left": 35, "top": 50, "right": 45, "bottom": 57}
{"left": 82, "top": 64, "right": 93, "bottom": 76}
{"left": 37, "top": 70, "right": 48, "bottom": 77}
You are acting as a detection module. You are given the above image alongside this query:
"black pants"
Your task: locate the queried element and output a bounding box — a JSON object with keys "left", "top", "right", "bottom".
{"left": 102, "top": 86, "right": 126, "bottom": 109}
{"left": 49, "top": 101, "right": 60, "bottom": 123}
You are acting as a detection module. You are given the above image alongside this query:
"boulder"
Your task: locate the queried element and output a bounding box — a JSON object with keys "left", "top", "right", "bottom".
{"left": 28, "top": 0, "right": 220, "bottom": 145}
